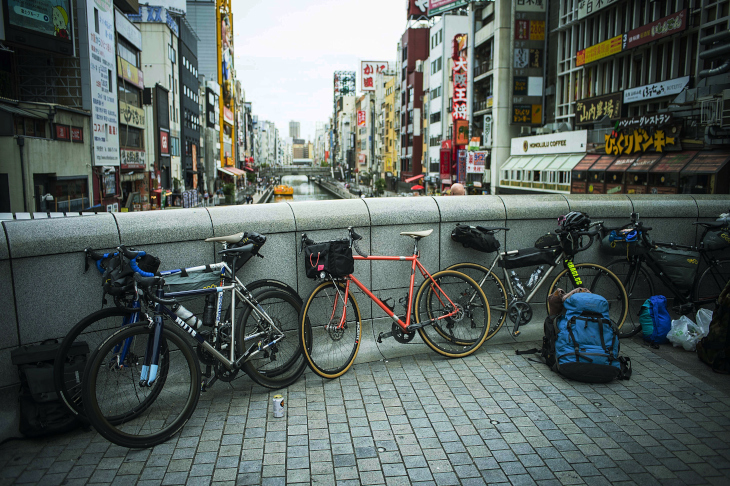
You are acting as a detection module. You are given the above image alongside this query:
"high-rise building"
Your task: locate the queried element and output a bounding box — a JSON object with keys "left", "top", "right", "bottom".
{"left": 399, "top": 26, "right": 429, "bottom": 183}
{"left": 289, "top": 121, "right": 300, "bottom": 139}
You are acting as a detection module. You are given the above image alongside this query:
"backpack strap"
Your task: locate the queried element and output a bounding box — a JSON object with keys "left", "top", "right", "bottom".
{"left": 618, "top": 356, "right": 632, "bottom": 379}
{"left": 566, "top": 317, "right": 592, "bottom": 363}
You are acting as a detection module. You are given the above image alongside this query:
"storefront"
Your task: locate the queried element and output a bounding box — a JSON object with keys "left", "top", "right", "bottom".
{"left": 499, "top": 131, "right": 588, "bottom": 194}
{"left": 585, "top": 155, "right": 616, "bottom": 194}
{"left": 679, "top": 152, "right": 730, "bottom": 194}
{"left": 571, "top": 154, "right": 600, "bottom": 194}
{"left": 625, "top": 154, "right": 662, "bottom": 194}
{"left": 648, "top": 151, "right": 697, "bottom": 194}
{"left": 605, "top": 155, "right": 636, "bottom": 194}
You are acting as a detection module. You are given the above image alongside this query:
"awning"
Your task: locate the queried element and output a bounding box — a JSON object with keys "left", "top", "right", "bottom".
{"left": 532, "top": 155, "right": 559, "bottom": 171}
{"left": 606, "top": 155, "right": 638, "bottom": 172}
{"left": 243, "top": 166, "right": 255, "bottom": 172}
{"left": 680, "top": 152, "right": 730, "bottom": 175}
{"left": 0, "top": 103, "right": 46, "bottom": 119}
{"left": 549, "top": 154, "right": 585, "bottom": 171}
{"left": 501, "top": 154, "right": 585, "bottom": 173}
{"left": 405, "top": 174, "right": 425, "bottom": 182}
{"left": 589, "top": 155, "right": 616, "bottom": 171}
{"left": 650, "top": 151, "right": 697, "bottom": 173}
{"left": 218, "top": 167, "right": 246, "bottom": 177}
{"left": 573, "top": 154, "right": 601, "bottom": 171}
{"left": 627, "top": 153, "right": 662, "bottom": 172}
{"left": 500, "top": 156, "right": 534, "bottom": 172}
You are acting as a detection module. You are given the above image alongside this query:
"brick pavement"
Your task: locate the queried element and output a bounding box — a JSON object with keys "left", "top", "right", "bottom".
{"left": 1, "top": 339, "right": 729, "bottom": 486}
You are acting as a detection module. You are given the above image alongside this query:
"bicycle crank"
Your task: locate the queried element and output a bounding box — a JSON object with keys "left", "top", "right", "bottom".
{"left": 391, "top": 322, "right": 416, "bottom": 343}
{"left": 508, "top": 301, "right": 533, "bottom": 328}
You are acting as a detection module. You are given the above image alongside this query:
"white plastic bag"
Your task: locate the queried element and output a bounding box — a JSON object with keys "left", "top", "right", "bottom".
{"left": 696, "top": 308, "right": 713, "bottom": 337}
{"left": 667, "top": 316, "right": 703, "bottom": 351}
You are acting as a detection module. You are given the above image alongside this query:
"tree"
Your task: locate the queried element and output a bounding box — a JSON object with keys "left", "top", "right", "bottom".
{"left": 374, "top": 178, "right": 386, "bottom": 196}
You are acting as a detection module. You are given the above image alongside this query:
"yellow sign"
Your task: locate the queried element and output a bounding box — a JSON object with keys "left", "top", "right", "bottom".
{"left": 576, "top": 35, "right": 622, "bottom": 67}
{"left": 119, "top": 101, "right": 145, "bottom": 129}
{"left": 117, "top": 57, "right": 144, "bottom": 89}
{"left": 604, "top": 128, "right": 676, "bottom": 155}
{"left": 530, "top": 21, "right": 545, "bottom": 41}
{"left": 531, "top": 104, "right": 542, "bottom": 125}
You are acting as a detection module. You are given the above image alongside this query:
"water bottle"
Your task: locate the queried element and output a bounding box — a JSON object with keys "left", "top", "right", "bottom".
{"left": 202, "top": 295, "right": 216, "bottom": 327}
{"left": 510, "top": 271, "right": 526, "bottom": 298}
{"left": 174, "top": 305, "right": 203, "bottom": 329}
{"left": 527, "top": 265, "right": 545, "bottom": 289}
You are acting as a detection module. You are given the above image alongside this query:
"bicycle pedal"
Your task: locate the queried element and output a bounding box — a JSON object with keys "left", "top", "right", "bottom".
{"left": 512, "top": 330, "right": 521, "bottom": 337}
{"left": 377, "top": 331, "right": 393, "bottom": 343}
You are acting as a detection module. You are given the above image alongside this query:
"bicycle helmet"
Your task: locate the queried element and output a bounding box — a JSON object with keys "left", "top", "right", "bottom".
{"left": 560, "top": 211, "right": 591, "bottom": 230}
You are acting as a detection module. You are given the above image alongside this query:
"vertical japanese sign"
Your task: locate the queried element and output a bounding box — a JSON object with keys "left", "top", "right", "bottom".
{"left": 192, "top": 144, "right": 198, "bottom": 189}
{"left": 511, "top": 1, "right": 547, "bottom": 126}
{"left": 361, "top": 61, "right": 389, "bottom": 92}
{"left": 88, "top": 0, "right": 119, "bottom": 166}
{"left": 456, "top": 150, "right": 467, "bottom": 183}
{"left": 452, "top": 43, "right": 468, "bottom": 122}
{"left": 357, "top": 110, "right": 367, "bottom": 127}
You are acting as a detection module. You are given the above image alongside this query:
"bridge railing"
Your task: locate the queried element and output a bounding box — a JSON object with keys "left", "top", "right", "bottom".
{"left": 0, "top": 194, "right": 727, "bottom": 439}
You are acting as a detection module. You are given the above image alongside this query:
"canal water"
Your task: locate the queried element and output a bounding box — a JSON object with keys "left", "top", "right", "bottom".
{"left": 270, "top": 175, "right": 337, "bottom": 203}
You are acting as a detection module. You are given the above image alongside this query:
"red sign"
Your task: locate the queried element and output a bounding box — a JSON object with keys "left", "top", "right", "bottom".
{"left": 160, "top": 130, "right": 170, "bottom": 155}
{"left": 325, "top": 150, "right": 329, "bottom": 161}
{"left": 223, "top": 106, "right": 234, "bottom": 125}
{"left": 55, "top": 124, "right": 70, "bottom": 141}
{"left": 358, "top": 153, "right": 367, "bottom": 165}
{"left": 624, "top": 9, "right": 686, "bottom": 50}
{"left": 192, "top": 144, "right": 198, "bottom": 189}
{"left": 407, "top": 0, "right": 428, "bottom": 20}
{"left": 515, "top": 20, "right": 529, "bottom": 40}
{"left": 360, "top": 61, "right": 389, "bottom": 92}
{"left": 452, "top": 51, "right": 467, "bottom": 121}
{"left": 71, "top": 126, "right": 83, "bottom": 143}
{"left": 357, "top": 110, "right": 367, "bottom": 127}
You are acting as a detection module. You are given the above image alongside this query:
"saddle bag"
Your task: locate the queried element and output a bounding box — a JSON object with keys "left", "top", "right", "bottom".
{"left": 451, "top": 224, "right": 500, "bottom": 253}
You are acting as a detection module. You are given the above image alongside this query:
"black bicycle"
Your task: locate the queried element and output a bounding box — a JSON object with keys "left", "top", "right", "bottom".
{"left": 600, "top": 213, "right": 730, "bottom": 338}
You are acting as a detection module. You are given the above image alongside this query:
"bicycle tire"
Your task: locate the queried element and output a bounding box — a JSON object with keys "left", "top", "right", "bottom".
{"left": 53, "top": 307, "right": 137, "bottom": 421}
{"left": 237, "top": 288, "right": 306, "bottom": 389}
{"left": 82, "top": 322, "right": 201, "bottom": 449}
{"left": 300, "top": 280, "right": 362, "bottom": 379}
{"left": 606, "top": 260, "right": 654, "bottom": 338}
{"left": 415, "top": 270, "right": 490, "bottom": 358}
{"left": 546, "top": 263, "right": 628, "bottom": 331}
{"left": 446, "top": 262, "right": 508, "bottom": 341}
{"left": 694, "top": 258, "right": 730, "bottom": 308}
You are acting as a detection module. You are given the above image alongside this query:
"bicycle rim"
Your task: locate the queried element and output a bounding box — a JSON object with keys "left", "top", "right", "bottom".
{"left": 547, "top": 263, "right": 628, "bottom": 330}
{"left": 238, "top": 289, "right": 306, "bottom": 389}
{"left": 54, "top": 307, "right": 136, "bottom": 420}
{"left": 446, "top": 262, "right": 507, "bottom": 341}
{"left": 606, "top": 260, "right": 654, "bottom": 338}
{"left": 416, "top": 271, "right": 490, "bottom": 358}
{"left": 300, "top": 281, "right": 361, "bottom": 379}
{"left": 694, "top": 259, "right": 730, "bottom": 310}
{"left": 83, "top": 323, "right": 201, "bottom": 449}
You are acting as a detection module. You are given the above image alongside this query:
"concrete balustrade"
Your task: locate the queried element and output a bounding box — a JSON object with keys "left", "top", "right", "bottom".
{"left": 1, "top": 194, "right": 728, "bottom": 440}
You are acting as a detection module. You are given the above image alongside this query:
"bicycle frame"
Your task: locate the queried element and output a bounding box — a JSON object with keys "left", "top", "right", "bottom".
{"left": 334, "top": 250, "right": 462, "bottom": 333}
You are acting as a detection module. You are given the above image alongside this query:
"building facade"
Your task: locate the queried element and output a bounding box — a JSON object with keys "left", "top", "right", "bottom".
{"left": 399, "top": 27, "right": 429, "bottom": 183}
{"left": 178, "top": 18, "right": 202, "bottom": 194}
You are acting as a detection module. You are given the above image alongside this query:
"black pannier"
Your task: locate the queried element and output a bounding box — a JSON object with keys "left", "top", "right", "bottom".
{"left": 451, "top": 224, "right": 500, "bottom": 253}
{"left": 303, "top": 238, "right": 354, "bottom": 279}
{"left": 649, "top": 247, "right": 700, "bottom": 294}
{"left": 702, "top": 227, "right": 730, "bottom": 252}
{"left": 500, "top": 247, "right": 558, "bottom": 269}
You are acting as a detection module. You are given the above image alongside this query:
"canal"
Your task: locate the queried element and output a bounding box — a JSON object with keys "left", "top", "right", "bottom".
{"left": 269, "top": 175, "right": 339, "bottom": 203}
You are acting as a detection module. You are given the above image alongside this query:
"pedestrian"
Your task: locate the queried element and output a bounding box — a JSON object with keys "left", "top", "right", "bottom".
{"left": 450, "top": 183, "right": 466, "bottom": 196}
{"left": 204, "top": 191, "right": 209, "bottom": 206}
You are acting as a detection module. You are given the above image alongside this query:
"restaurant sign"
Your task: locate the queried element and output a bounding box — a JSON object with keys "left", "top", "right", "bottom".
{"left": 576, "top": 35, "right": 622, "bottom": 67}
{"left": 604, "top": 127, "right": 678, "bottom": 156}
{"left": 511, "top": 130, "right": 588, "bottom": 155}
{"left": 617, "top": 113, "right": 673, "bottom": 129}
{"left": 623, "top": 9, "right": 686, "bottom": 50}
{"left": 576, "top": 92, "right": 622, "bottom": 125}
{"left": 623, "top": 76, "right": 690, "bottom": 104}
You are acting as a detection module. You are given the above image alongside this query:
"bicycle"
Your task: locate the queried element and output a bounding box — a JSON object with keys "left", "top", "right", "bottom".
{"left": 600, "top": 212, "right": 730, "bottom": 338}
{"left": 55, "top": 232, "right": 305, "bottom": 429}
{"left": 446, "top": 219, "right": 629, "bottom": 340}
{"left": 298, "top": 227, "right": 491, "bottom": 380}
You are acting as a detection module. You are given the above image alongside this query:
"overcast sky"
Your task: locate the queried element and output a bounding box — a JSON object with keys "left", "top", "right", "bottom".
{"left": 232, "top": 0, "right": 407, "bottom": 142}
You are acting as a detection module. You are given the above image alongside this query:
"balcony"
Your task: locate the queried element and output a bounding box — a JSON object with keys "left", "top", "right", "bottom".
{"left": 408, "top": 101, "right": 414, "bottom": 110}
{"left": 473, "top": 60, "right": 493, "bottom": 79}
{"left": 407, "top": 124, "right": 413, "bottom": 134}
{"left": 473, "top": 97, "right": 493, "bottom": 114}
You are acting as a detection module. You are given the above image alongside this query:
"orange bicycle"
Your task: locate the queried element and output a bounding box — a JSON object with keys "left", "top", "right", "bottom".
{"left": 298, "top": 227, "right": 490, "bottom": 379}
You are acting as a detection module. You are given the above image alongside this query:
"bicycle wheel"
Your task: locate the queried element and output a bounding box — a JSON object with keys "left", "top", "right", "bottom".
{"left": 694, "top": 259, "right": 730, "bottom": 308}
{"left": 416, "top": 270, "right": 490, "bottom": 358}
{"left": 237, "top": 288, "right": 306, "bottom": 389}
{"left": 54, "top": 307, "right": 137, "bottom": 420}
{"left": 300, "top": 280, "right": 361, "bottom": 379}
{"left": 605, "top": 260, "right": 654, "bottom": 338}
{"left": 546, "top": 263, "right": 628, "bottom": 330}
{"left": 446, "top": 262, "right": 507, "bottom": 341}
{"left": 82, "top": 323, "right": 201, "bottom": 449}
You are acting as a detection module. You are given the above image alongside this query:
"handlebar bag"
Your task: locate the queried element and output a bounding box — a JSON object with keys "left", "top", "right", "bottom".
{"left": 451, "top": 224, "right": 500, "bottom": 253}
{"left": 500, "top": 247, "right": 557, "bottom": 269}
{"left": 600, "top": 230, "right": 650, "bottom": 256}
{"left": 303, "top": 238, "right": 354, "bottom": 279}
{"left": 534, "top": 232, "right": 560, "bottom": 249}
{"left": 649, "top": 247, "right": 700, "bottom": 294}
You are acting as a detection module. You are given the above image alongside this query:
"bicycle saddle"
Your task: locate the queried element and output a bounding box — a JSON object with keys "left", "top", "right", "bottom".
{"left": 206, "top": 232, "right": 244, "bottom": 243}
{"left": 400, "top": 229, "right": 433, "bottom": 239}
{"left": 694, "top": 221, "right": 727, "bottom": 229}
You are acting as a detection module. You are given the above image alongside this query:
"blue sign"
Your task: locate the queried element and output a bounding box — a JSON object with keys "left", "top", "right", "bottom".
{"left": 128, "top": 6, "right": 179, "bottom": 37}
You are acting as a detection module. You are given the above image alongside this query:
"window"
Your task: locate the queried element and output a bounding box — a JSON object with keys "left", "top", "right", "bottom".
{"left": 94, "top": 8, "right": 99, "bottom": 34}
{"left": 14, "top": 117, "right": 47, "bottom": 137}
{"left": 118, "top": 83, "right": 141, "bottom": 107}
{"left": 108, "top": 70, "right": 113, "bottom": 92}
{"left": 117, "top": 39, "right": 138, "bottom": 67}
{"left": 119, "top": 126, "right": 143, "bottom": 149}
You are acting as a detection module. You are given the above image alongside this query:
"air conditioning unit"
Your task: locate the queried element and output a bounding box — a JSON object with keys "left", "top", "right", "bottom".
{"left": 520, "top": 126, "right": 532, "bottom": 135}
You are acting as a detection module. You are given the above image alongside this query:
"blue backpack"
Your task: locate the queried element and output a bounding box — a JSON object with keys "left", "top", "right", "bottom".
{"left": 639, "top": 296, "right": 672, "bottom": 346}
{"left": 550, "top": 293, "right": 631, "bottom": 383}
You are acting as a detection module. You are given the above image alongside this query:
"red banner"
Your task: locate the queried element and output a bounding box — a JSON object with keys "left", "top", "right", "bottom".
{"left": 452, "top": 53, "right": 467, "bottom": 121}
{"left": 623, "top": 9, "right": 686, "bottom": 50}
{"left": 160, "top": 130, "right": 169, "bottom": 155}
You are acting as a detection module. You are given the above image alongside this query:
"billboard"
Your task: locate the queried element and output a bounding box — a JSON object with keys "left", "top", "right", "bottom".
{"left": 408, "top": 0, "right": 428, "bottom": 20}
{"left": 360, "top": 61, "right": 389, "bottom": 92}
{"left": 576, "top": 35, "right": 622, "bottom": 67}
{"left": 4, "top": 0, "right": 74, "bottom": 55}
{"left": 575, "top": 92, "right": 622, "bottom": 125}
{"left": 623, "top": 9, "right": 687, "bottom": 50}
{"left": 624, "top": 76, "right": 690, "bottom": 104}
{"left": 429, "top": 0, "right": 467, "bottom": 17}
{"left": 577, "top": 0, "right": 619, "bottom": 20}
{"left": 452, "top": 45, "right": 467, "bottom": 121}
{"left": 510, "top": 130, "right": 588, "bottom": 156}
{"left": 88, "top": 0, "right": 119, "bottom": 166}
{"left": 357, "top": 110, "right": 366, "bottom": 127}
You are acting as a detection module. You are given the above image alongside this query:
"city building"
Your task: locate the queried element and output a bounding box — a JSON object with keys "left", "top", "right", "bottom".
{"left": 201, "top": 75, "right": 221, "bottom": 193}
{"left": 116, "top": 9, "right": 147, "bottom": 211}
{"left": 289, "top": 121, "right": 300, "bottom": 139}
{"left": 383, "top": 75, "right": 398, "bottom": 184}
{"left": 178, "top": 17, "right": 202, "bottom": 195}
{"left": 336, "top": 96, "right": 356, "bottom": 181}
{"left": 399, "top": 26, "right": 429, "bottom": 187}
